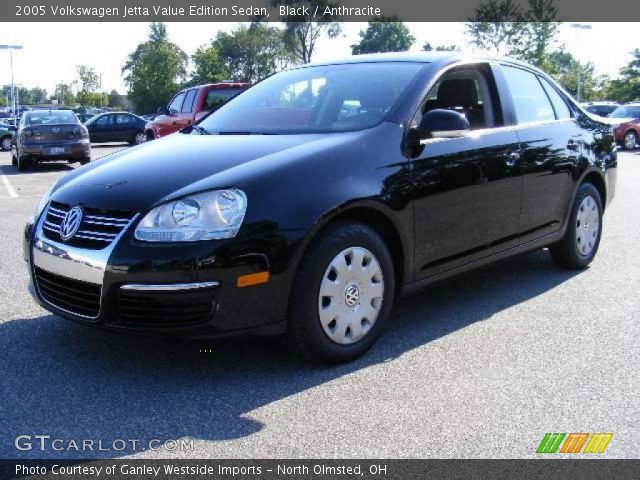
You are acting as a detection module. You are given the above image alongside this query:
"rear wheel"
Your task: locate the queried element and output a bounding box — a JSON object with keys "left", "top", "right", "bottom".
{"left": 79, "top": 157, "right": 91, "bottom": 166}
{"left": 623, "top": 130, "right": 638, "bottom": 150}
{"left": 549, "top": 182, "right": 602, "bottom": 269}
{"left": 132, "top": 132, "right": 146, "bottom": 145}
{"left": 17, "top": 155, "right": 32, "bottom": 172}
{"left": 145, "top": 131, "right": 155, "bottom": 142}
{"left": 0, "top": 135, "right": 12, "bottom": 151}
{"left": 287, "top": 221, "right": 395, "bottom": 364}
{"left": 11, "top": 145, "right": 17, "bottom": 166}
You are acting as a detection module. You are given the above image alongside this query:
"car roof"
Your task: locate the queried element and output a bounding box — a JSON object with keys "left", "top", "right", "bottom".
{"left": 25, "top": 109, "right": 74, "bottom": 115}
{"left": 299, "top": 51, "right": 549, "bottom": 74}
{"left": 182, "top": 82, "right": 249, "bottom": 93}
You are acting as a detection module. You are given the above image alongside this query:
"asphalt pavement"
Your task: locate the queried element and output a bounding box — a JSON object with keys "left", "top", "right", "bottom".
{"left": 0, "top": 145, "right": 638, "bottom": 459}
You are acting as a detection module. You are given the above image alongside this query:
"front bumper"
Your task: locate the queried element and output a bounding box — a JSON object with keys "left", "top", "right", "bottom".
{"left": 24, "top": 207, "right": 293, "bottom": 338}
{"left": 20, "top": 139, "right": 90, "bottom": 160}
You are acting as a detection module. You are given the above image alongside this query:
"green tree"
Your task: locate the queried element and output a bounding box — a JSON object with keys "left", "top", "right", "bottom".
{"left": 108, "top": 89, "right": 128, "bottom": 109}
{"left": 422, "top": 42, "right": 460, "bottom": 52}
{"left": 602, "top": 49, "right": 640, "bottom": 102}
{"left": 213, "top": 23, "right": 295, "bottom": 83}
{"left": 53, "top": 83, "right": 75, "bottom": 106}
{"left": 351, "top": 17, "right": 415, "bottom": 55}
{"left": 190, "top": 45, "right": 229, "bottom": 85}
{"left": 274, "top": 0, "right": 342, "bottom": 63}
{"left": 466, "top": 0, "right": 525, "bottom": 54}
{"left": 466, "top": 0, "right": 560, "bottom": 67}
{"left": 122, "top": 22, "right": 188, "bottom": 113}
{"left": 542, "top": 50, "right": 606, "bottom": 101}
{"left": 76, "top": 65, "right": 101, "bottom": 92}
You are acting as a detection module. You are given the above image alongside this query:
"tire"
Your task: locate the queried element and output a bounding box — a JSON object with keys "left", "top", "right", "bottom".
{"left": 622, "top": 130, "right": 638, "bottom": 150}
{"left": 287, "top": 221, "right": 395, "bottom": 364}
{"left": 145, "top": 131, "right": 155, "bottom": 142}
{"left": 549, "top": 182, "right": 603, "bottom": 269}
{"left": 17, "top": 155, "right": 31, "bottom": 172}
{"left": 79, "top": 157, "right": 91, "bottom": 166}
{"left": 132, "top": 132, "right": 146, "bottom": 145}
{"left": 11, "top": 146, "right": 17, "bottom": 166}
{"left": 0, "top": 135, "right": 12, "bottom": 152}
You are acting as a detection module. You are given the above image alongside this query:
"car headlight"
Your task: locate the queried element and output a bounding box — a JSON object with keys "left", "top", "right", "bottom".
{"left": 134, "top": 189, "right": 248, "bottom": 242}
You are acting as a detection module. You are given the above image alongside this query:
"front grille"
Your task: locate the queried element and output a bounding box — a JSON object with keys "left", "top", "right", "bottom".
{"left": 34, "top": 267, "right": 101, "bottom": 318}
{"left": 118, "top": 287, "right": 218, "bottom": 327}
{"left": 42, "top": 201, "right": 134, "bottom": 249}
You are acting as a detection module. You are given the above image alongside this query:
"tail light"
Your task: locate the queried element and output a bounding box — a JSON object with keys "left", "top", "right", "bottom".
{"left": 73, "top": 126, "right": 89, "bottom": 139}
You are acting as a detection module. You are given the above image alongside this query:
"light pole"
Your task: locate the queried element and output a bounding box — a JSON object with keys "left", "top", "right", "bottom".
{"left": 0, "top": 44, "right": 24, "bottom": 118}
{"left": 570, "top": 24, "right": 592, "bottom": 103}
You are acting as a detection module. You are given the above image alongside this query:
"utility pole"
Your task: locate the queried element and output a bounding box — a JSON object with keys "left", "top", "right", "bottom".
{"left": 570, "top": 24, "right": 592, "bottom": 103}
{"left": 0, "top": 45, "right": 24, "bottom": 119}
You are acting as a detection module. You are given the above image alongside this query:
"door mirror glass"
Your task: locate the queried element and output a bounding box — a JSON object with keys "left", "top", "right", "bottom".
{"left": 414, "top": 109, "right": 470, "bottom": 140}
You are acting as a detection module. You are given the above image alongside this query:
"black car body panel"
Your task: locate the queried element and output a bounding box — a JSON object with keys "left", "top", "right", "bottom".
{"left": 85, "top": 112, "right": 147, "bottom": 144}
{"left": 24, "top": 53, "right": 617, "bottom": 339}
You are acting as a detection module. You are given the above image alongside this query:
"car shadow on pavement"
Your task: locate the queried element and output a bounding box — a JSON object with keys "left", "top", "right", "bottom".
{"left": 0, "top": 249, "right": 581, "bottom": 459}
{"left": 0, "top": 163, "right": 74, "bottom": 176}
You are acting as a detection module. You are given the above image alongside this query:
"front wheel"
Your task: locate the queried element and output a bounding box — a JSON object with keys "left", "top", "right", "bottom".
{"left": 287, "top": 221, "right": 395, "bottom": 364}
{"left": 0, "top": 135, "right": 12, "bottom": 151}
{"left": 132, "top": 132, "right": 146, "bottom": 145}
{"left": 549, "top": 182, "right": 603, "bottom": 269}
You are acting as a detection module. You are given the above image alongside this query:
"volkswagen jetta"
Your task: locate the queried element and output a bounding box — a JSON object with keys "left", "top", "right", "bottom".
{"left": 24, "top": 53, "right": 617, "bottom": 363}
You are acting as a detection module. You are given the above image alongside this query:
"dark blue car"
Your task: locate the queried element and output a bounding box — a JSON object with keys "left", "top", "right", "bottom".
{"left": 84, "top": 112, "right": 147, "bottom": 145}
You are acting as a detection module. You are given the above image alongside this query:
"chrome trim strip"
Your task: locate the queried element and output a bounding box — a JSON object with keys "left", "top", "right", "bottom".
{"left": 32, "top": 203, "right": 139, "bottom": 318}
{"left": 85, "top": 214, "right": 129, "bottom": 223}
{"left": 120, "top": 281, "right": 220, "bottom": 292}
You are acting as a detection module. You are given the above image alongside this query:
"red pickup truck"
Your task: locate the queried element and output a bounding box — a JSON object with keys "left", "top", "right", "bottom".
{"left": 144, "top": 82, "right": 249, "bottom": 140}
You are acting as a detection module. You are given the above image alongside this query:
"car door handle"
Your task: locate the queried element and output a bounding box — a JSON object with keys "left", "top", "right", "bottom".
{"left": 505, "top": 151, "right": 520, "bottom": 167}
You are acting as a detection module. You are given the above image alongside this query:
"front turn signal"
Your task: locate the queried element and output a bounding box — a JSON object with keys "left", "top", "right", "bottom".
{"left": 236, "top": 271, "right": 270, "bottom": 288}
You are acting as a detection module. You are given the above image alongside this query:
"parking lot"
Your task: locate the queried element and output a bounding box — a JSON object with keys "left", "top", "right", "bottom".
{"left": 0, "top": 146, "right": 638, "bottom": 459}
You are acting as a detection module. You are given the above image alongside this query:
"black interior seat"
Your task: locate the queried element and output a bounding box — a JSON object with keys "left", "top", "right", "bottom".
{"left": 432, "top": 78, "right": 486, "bottom": 129}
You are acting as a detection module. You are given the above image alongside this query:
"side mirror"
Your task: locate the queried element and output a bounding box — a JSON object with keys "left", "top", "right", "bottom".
{"left": 157, "top": 106, "right": 169, "bottom": 115}
{"left": 411, "top": 109, "right": 470, "bottom": 141}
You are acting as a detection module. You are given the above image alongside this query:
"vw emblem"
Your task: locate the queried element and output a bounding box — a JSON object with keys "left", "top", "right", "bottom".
{"left": 59, "top": 206, "right": 83, "bottom": 240}
{"left": 344, "top": 284, "right": 360, "bottom": 307}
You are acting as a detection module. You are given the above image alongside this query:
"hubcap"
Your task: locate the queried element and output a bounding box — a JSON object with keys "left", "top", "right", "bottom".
{"left": 1, "top": 138, "right": 10, "bottom": 150}
{"left": 576, "top": 195, "right": 599, "bottom": 256}
{"left": 624, "top": 132, "right": 637, "bottom": 149}
{"left": 318, "top": 247, "right": 384, "bottom": 345}
{"left": 135, "top": 133, "right": 146, "bottom": 145}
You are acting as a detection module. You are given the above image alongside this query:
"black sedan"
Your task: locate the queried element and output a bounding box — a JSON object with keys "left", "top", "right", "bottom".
{"left": 24, "top": 53, "right": 617, "bottom": 363}
{"left": 85, "top": 112, "right": 147, "bottom": 145}
{"left": 12, "top": 110, "right": 91, "bottom": 171}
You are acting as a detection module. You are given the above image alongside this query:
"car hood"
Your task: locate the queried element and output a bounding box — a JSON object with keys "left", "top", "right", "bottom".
{"left": 598, "top": 116, "right": 635, "bottom": 126}
{"left": 51, "top": 131, "right": 355, "bottom": 212}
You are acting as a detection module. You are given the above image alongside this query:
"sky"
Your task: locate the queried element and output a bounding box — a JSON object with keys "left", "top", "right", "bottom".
{"left": 0, "top": 22, "right": 637, "bottom": 95}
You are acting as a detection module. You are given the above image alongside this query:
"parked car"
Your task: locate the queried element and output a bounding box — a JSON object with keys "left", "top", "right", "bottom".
{"left": 0, "top": 122, "right": 17, "bottom": 151}
{"left": 76, "top": 113, "right": 96, "bottom": 124}
{"left": 605, "top": 103, "right": 640, "bottom": 150}
{"left": 24, "top": 53, "right": 616, "bottom": 363}
{"left": 85, "top": 112, "right": 147, "bottom": 145}
{"left": 12, "top": 109, "right": 90, "bottom": 171}
{"left": 144, "top": 82, "right": 249, "bottom": 140}
{"left": 581, "top": 101, "right": 620, "bottom": 117}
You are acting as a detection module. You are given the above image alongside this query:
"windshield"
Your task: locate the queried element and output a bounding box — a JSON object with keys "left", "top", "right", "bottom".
{"left": 24, "top": 111, "right": 79, "bottom": 126}
{"left": 196, "top": 62, "right": 425, "bottom": 134}
{"left": 609, "top": 106, "right": 640, "bottom": 119}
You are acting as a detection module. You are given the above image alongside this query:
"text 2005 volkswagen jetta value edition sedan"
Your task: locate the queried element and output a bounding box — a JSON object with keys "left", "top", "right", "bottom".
{"left": 24, "top": 53, "right": 617, "bottom": 363}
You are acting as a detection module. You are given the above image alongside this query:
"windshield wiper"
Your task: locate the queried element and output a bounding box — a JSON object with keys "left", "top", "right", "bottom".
{"left": 190, "top": 125, "right": 211, "bottom": 135}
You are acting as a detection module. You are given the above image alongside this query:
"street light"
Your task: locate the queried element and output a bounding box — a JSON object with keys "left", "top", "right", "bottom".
{"left": 0, "top": 44, "right": 24, "bottom": 119}
{"left": 570, "top": 24, "right": 592, "bottom": 103}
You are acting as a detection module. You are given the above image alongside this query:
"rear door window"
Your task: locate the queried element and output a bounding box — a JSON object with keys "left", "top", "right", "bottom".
{"left": 539, "top": 77, "right": 571, "bottom": 120}
{"left": 501, "top": 65, "right": 555, "bottom": 124}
